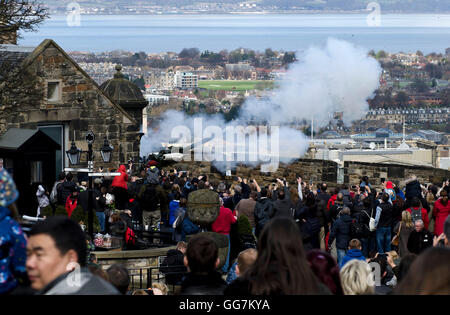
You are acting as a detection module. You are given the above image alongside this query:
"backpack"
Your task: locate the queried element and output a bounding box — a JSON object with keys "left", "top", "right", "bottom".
{"left": 410, "top": 208, "right": 422, "bottom": 223}
{"left": 125, "top": 227, "right": 137, "bottom": 249}
{"left": 385, "top": 188, "right": 396, "bottom": 202}
{"left": 140, "top": 184, "right": 158, "bottom": 211}
{"left": 350, "top": 214, "right": 367, "bottom": 239}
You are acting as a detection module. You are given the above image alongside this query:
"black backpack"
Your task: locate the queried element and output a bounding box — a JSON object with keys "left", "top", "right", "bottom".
{"left": 410, "top": 207, "right": 422, "bottom": 223}
{"left": 140, "top": 184, "right": 158, "bottom": 211}
{"left": 350, "top": 212, "right": 369, "bottom": 239}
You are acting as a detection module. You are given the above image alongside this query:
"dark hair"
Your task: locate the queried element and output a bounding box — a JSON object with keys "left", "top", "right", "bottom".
{"left": 305, "top": 192, "right": 316, "bottom": 208}
{"left": 28, "top": 217, "right": 87, "bottom": 267}
{"left": 58, "top": 172, "right": 66, "bottom": 181}
{"left": 106, "top": 264, "right": 130, "bottom": 295}
{"left": 411, "top": 197, "right": 421, "bottom": 208}
{"left": 362, "top": 176, "right": 369, "bottom": 184}
{"left": 278, "top": 189, "right": 285, "bottom": 200}
{"left": 369, "top": 255, "right": 387, "bottom": 279}
{"left": 381, "top": 193, "right": 390, "bottom": 203}
{"left": 179, "top": 197, "right": 187, "bottom": 208}
{"left": 321, "top": 183, "right": 328, "bottom": 192}
{"left": 395, "top": 247, "right": 450, "bottom": 295}
{"left": 197, "top": 180, "right": 205, "bottom": 189}
{"left": 186, "top": 235, "right": 218, "bottom": 274}
{"left": 260, "top": 188, "right": 268, "bottom": 198}
{"left": 174, "top": 191, "right": 181, "bottom": 201}
{"left": 396, "top": 254, "right": 417, "bottom": 283}
{"left": 66, "top": 172, "right": 73, "bottom": 182}
{"left": 306, "top": 250, "right": 343, "bottom": 295}
{"left": 246, "top": 217, "right": 319, "bottom": 294}
{"left": 250, "top": 191, "right": 258, "bottom": 200}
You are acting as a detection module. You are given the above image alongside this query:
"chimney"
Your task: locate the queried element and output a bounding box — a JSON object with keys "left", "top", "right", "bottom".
{"left": 0, "top": 26, "right": 18, "bottom": 45}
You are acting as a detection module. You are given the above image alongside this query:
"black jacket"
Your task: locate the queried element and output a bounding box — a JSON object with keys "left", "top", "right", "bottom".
{"left": 273, "top": 187, "right": 293, "bottom": 218}
{"left": 160, "top": 249, "right": 187, "bottom": 285}
{"left": 329, "top": 214, "right": 353, "bottom": 250}
{"left": 377, "top": 202, "right": 393, "bottom": 228}
{"left": 57, "top": 181, "right": 76, "bottom": 206}
{"left": 405, "top": 180, "right": 422, "bottom": 200}
{"left": 254, "top": 198, "right": 274, "bottom": 237}
{"left": 407, "top": 229, "right": 433, "bottom": 255}
{"left": 180, "top": 271, "right": 227, "bottom": 295}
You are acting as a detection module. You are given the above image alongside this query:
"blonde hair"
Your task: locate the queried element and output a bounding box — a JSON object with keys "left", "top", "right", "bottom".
{"left": 151, "top": 282, "right": 168, "bottom": 295}
{"left": 340, "top": 260, "right": 375, "bottom": 295}
{"left": 388, "top": 250, "right": 399, "bottom": 261}
{"left": 131, "top": 289, "right": 149, "bottom": 295}
{"left": 237, "top": 248, "right": 258, "bottom": 275}
{"left": 402, "top": 210, "right": 414, "bottom": 229}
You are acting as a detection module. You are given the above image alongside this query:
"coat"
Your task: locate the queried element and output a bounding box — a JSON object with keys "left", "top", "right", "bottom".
{"left": 57, "top": 181, "right": 76, "bottom": 206}
{"left": 160, "top": 249, "right": 187, "bottom": 285}
{"left": 180, "top": 271, "right": 227, "bottom": 295}
{"left": 36, "top": 185, "right": 50, "bottom": 217}
{"left": 36, "top": 268, "right": 120, "bottom": 295}
{"left": 0, "top": 206, "right": 27, "bottom": 294}
{"left": 340, "top": 249, "right": 366, "bottom": 268}
{"left": 111, "top": 165, "right": 128, "bottom": 190}
{"left": 254, "top": 198, "right": 274, "bottom": 237}
{"left": 328, "top": 214, "right": 353, "bottom": 250}
{"left": 393, "top": 221, "right": 414, "bottom": 258}
{"left": 433, "top": 198, "right": 450, "bottom": 236}
{"left": 407, "top": 229, "right": 433, "bottom": 255}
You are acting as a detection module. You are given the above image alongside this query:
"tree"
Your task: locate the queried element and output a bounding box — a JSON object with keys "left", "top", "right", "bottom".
{"left": 410, "top": 79, "right": 429, "bottom": 93}
{"left": 265, "top": 48, "right": 276, "bottom": 58}
{"left": 0, "top": 0, "right": 49, "bottom": 42}
{"left": 394, "top": 91, "right": 409, "bottom": 106}
{"left": 376, "top": 50, "right": 388, "bottom": 59}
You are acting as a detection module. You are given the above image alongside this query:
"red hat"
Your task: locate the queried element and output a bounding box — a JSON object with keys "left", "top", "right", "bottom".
{"left": 386, "top": 181, "right": 393, "bottom": 189}
{"left": 147, "top": 160, "right": 158, "bottom": 167}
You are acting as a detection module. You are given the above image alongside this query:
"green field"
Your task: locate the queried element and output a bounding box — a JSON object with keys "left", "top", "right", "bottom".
{"left": 198, "top": 80, "right": 274, "bottom": 91}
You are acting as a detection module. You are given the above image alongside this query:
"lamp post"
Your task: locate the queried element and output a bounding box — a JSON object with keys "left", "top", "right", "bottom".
{"left": 65, "top": 131, "right": 116, "bottom": 239}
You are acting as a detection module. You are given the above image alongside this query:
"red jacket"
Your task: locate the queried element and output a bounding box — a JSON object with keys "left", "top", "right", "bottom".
{"left": 407, "top": 207, "right": 429, "bottom": 230}
{"left": 433, "top": 198, "right": 450, "bottom": 236}
{"left": 211, "top": 206, "right": 237, "bottom": 235}
{"left": 111, "top": 165, "right": 129, "bottom": 190}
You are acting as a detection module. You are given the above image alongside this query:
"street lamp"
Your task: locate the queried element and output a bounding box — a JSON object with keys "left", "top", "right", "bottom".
{"left": 100, "top": 137, "right": 114, "bottom": 164}
{"left": 66, "top": 140, "right": 82, "bottom": 165}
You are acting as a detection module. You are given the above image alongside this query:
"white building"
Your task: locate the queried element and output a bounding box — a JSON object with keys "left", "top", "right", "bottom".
{"left": 174, "top": 71, "right": 198, "bottom": 89}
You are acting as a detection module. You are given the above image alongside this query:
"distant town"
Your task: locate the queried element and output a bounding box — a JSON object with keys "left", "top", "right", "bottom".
{"left": 69, "top": 47, "right": 450, "bottom": 137}
{"left": 41, "top": 0, "right": 450, "bottom": 15}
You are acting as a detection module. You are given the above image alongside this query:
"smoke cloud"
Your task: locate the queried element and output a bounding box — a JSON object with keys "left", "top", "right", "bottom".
{"left": 140, "top": 38, "right": 381, "bottom": 172}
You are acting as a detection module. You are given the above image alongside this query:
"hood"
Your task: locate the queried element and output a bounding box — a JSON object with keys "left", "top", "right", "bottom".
{"left": 346, "top": 249, "right": 364, "bottom": 258}
{"left": 118, "top": 165, "right": 127, "bottom": 172}
{"left": 385, "top": 181, "right": 393, "bottom": 189}
{"left": 0, "top": 206, "right": 11, "bottom": 221}
{"left": 0, "top": 168, "right": 19, "bottom": 208}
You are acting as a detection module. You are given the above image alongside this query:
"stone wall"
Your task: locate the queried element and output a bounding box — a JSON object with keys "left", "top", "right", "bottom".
{"left": 344, "top": 161, "right": 450, "bottom": 187}
{"left": 93, "top": 247, "right": 175, "bottom": 289}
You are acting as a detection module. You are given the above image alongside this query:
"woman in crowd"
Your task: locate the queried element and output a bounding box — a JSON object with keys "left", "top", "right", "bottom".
{"left": 231, "top": 217, "right": 330, "bottom": 295}
{"left": 392, "top": 210, "right": 415, "bottom": 258}
{"left": 395, "top": 247, "right": 450, "bottom": 295}
{"left": 339, "top": 260, "right": 375, "bottom": 295}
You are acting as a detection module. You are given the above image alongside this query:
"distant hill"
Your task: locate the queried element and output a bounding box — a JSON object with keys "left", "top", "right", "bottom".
{"left": 40, "top": 0, "right": 450, "bottom": 13}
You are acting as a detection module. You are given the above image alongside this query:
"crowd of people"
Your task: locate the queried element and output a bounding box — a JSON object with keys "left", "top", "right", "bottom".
{"left": 1, "top": 159, "right": 450, "bottom": 295}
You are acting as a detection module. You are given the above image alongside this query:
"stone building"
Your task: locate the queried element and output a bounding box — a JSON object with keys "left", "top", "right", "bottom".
{"left": 0, "top": 39, "right": 147, "bottom": 181}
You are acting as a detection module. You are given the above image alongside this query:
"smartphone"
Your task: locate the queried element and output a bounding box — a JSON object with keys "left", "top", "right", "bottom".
{"left": 381, "top": 178, "right": 386, "bottom": 183}
{"left": 351, "top": 185, "right": 357, "bottom": 190}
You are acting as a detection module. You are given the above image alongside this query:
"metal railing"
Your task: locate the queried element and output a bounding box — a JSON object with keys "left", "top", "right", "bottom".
{"left": 127, "top": 265, "right": 188, "bottom": 294}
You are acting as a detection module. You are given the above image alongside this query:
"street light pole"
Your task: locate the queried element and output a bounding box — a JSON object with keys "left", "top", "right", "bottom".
{"left": 88, "top": 142, "right": 94, "bottom": 239}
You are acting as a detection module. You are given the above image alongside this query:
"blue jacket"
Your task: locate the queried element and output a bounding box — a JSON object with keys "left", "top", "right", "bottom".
{"left": 169, "top": 200, "right": 180, "bottom": 225}
{"left": 0, "top": 206, "right": 27, "bottom": 294}
{"left": 340, "top": 249, "right": 366, "bottom": 268}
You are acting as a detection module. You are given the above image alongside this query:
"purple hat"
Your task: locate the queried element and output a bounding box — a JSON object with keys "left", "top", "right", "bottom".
{"left": 0, "top": 169, "right": 19, "bottom": 207}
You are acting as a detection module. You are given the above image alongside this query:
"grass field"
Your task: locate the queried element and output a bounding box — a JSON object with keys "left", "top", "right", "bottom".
{"left": 198, "top": 80, "right": 274, "bottom": 91}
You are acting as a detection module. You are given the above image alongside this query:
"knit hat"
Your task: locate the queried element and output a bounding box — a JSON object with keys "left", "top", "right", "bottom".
{"left": 385, "top": 181, "right": 393, "bottom": 189}
{"left": 0, "top": 169, "right": 19, "bottom": 208}
{"left": 147, "top": 160, "right": 158, "bottom": 167}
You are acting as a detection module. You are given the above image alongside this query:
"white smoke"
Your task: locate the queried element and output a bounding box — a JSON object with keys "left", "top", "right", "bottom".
{"left": 140, "top": 38, "right": 381, "bottom": 172}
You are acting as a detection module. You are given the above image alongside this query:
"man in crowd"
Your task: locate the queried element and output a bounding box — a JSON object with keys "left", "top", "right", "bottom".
{"left": 180, "top": 234, "right": 227, "bottom": 295}
{"left": 26, "top": 217, "right": 119, "bottom": 294}
{"left": 328, "top": 207, "right": 353, "bottom": 266}
{"left": 235, "top": 191, "right": 257, "bottom": 235}
{"left": 106, "top": 264, "right": 130, "bottom": 295}
{"left": 407, "top": 219, "right": 433, "bottom": 255}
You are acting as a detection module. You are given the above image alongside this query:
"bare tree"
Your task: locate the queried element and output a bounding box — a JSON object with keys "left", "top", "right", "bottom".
{"left": 0, "top": 0, "right": 49, "bottom": 42}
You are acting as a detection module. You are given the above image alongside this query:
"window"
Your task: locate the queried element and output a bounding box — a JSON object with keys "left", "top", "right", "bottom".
{"left": 47, "top": 81, "right": 61, "bottom": 102}
{"left": 30, "top": 161, "right": 43, "bottom": 183}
